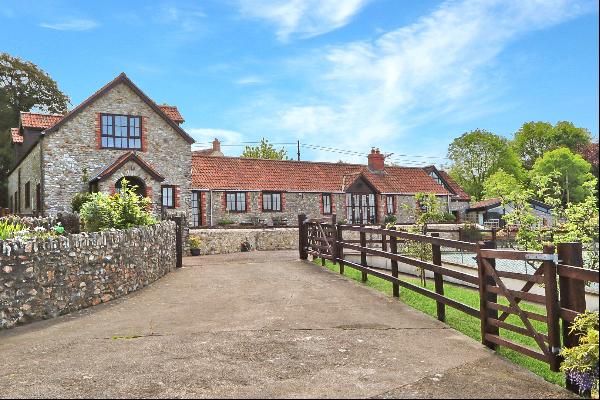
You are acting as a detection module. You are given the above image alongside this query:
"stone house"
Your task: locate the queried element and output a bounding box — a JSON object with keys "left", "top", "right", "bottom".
{"left": 466, "top": 197, "right": 553, "bottom": 229}
{"left": 190, "top": 144, "right": 470, "bottom": 227}
{"left": 7, "top": 73, "right": 194, "bottom": 219}
{"left": 7, "top": 72, "right": 471, "bottom": 229}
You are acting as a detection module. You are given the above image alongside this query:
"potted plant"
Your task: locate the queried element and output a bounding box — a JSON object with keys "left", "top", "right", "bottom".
{"left": 189, "top": 235, "right": 202, "bottom": 256}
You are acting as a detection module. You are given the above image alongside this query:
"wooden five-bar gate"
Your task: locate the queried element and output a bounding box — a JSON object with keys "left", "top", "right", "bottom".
{"left": 298, "top": 214, "right": 598, "bottom": 393}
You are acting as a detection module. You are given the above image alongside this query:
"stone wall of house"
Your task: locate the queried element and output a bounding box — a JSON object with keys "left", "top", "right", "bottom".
{"left": 42, "top": 82, "right": 191, "bottom": 219}
{"left": 449, "top": 200, "right": 471, "bottom": 222}
{"left": 7, "top": 142, "right": 42, "bottom": 215}
{"left": 189, "top": 227, "right": 298, "bottom": 255}
{"left": 0, "top": 221, "right": 176, "bottom": 330}
{"left": 196, "top": 191, "right": 438, "bottom": 227}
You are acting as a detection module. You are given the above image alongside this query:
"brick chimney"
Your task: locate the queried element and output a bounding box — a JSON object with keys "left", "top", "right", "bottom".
{"left": 368, "top": 148, "right": 385, "bottom": 172}
{"left": 212, "top": 138, "right": 221, "bottom": 153}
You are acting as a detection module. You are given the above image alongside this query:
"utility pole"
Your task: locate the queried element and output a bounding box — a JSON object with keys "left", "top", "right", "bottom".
{"left": 297, "top": 140, "right": 301, "bottom": 161}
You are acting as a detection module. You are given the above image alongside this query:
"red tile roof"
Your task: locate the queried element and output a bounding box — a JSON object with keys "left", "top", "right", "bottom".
{"left": 192, "top": 155, "right": 452, "bottom": 194}
{"left": 468, "top": 198, "right": 502, "bottom": 210}
{"left": 158, "top": 105, "right": 184, "bottom": 123}
{"left": 423, "top": 165, "right": 470, "bottom": 201}
{"left": 20, "top": 112, "right": 63, "bottom": 129}
{"left": 11, "top": 128, "right": 23, "bottom": 143}
{"left": 438, "top": 170, "right": 470, "bottom": 201}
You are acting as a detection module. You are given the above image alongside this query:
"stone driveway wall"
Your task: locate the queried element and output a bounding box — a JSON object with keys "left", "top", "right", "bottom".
{"left": 0, "top": 221, "right": 176, "bottom": 329}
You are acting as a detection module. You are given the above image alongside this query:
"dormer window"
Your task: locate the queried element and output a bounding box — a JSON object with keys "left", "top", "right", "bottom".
{"left": 429, "top": 171, "right": 444, "bottom": 186}
{"left": 101, "top": 114, "right": 142, "bottom": 149}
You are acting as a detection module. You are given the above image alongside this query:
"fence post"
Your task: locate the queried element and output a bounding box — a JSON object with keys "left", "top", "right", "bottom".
{"left": 491, "top": 228, "right": 497, "bottom": 244}
{"left": 431, "top": 233, "right": 445, "bottom": 322}
{"left": 557, "top": 242, "right": 586, "bottom": 390}
{"left": 171, "top": 216, "right": 183, "bottom": 268}
{"left": 336, "top": 222, "right": 345, "bottom": 275}
{"left": 390, "top": 227, "right": 399, "bottom": 297}
{"left": 477, "top": 240, "right": 498, "bottom": 350}
{"left": 381, "top": 224, "right": 387, "bottom": 252}
{"left": 543, "top": 243, "right": 561, "bottom": 372}
{"left": 298, "top": 214, "right": 308, "bottom": 260}
{"left": 360, "top": 228, "right": 368, "bottom": 282}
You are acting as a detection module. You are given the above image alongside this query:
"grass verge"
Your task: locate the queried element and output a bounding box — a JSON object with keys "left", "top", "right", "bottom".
{"left": 314, "top": 258, "right": 565, "bottom": 388}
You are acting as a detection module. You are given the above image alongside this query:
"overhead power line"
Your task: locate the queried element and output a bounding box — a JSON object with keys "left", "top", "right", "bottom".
{"left": 191, "top": 140, "right": 448, "bottom": 166}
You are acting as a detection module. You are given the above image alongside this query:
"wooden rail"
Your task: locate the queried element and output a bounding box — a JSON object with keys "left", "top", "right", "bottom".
{"left": 298, "top": 215, "right": 596, "bottom": 393}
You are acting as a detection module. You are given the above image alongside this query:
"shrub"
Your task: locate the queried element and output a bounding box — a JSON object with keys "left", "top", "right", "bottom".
{"left": 0, "top": 219, "right": 27, "bottom": 240}
{"left": 79, "top": 192, "right": 115, "bottom": 232}
{"left": 443, "top": 212, "right": 456, "bottom": 222}
{"left": 384, "top": 214, "right": 397, "bottom": 227}
{"left": 560, "top": 311, "right": 599, "bottom": 398}
{"left": 188, "top": 235, "right": 201, "bottom": 249}
{"left": 217, "top": 218, "right": 235, "bottom": 226}
{"left": 71, "top": 192, "right": 93, "bottom": 213}
{"left": 80, "top": 179, "right": 156, "bottom": 232}
{"left": 460, "top": 223, "right": 482, "bottom": 242}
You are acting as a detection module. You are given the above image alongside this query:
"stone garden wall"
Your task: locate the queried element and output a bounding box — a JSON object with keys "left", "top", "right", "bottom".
{"left": 189, "top": 227, "right": 299, "bottom": 255}
{"left": 0, "top": 221, "right": 176, "bottom": 329}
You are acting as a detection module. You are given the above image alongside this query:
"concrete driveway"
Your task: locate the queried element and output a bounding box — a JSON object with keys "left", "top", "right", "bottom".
{"left": 0, "top": 250, "right": 572, "bottom": 398}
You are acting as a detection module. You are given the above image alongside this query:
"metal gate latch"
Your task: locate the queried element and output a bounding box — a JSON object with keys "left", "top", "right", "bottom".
{"left": 525, "top": 253, "right": 559, "bottom": 263}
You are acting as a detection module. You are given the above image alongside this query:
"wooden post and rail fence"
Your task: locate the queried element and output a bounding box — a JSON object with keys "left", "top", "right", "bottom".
{"left": 297, "top": 214, "right": 598, "bottom": 394}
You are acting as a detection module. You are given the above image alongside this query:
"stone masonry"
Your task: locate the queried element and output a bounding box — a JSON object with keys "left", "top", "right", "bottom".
{"left": 42, "top": 82, "right": 191, "bottom": 217}
{"left": 189, "top": 227, "right": 298, "bottom": 255}
{"left": 196, "top": 191, "right": 446, "bottom": 227}
{"left": 7, "top": 143, "right": 42, "bottom": 215}
{"left": 0, "top": 221, "right": 176, "bottom": 330}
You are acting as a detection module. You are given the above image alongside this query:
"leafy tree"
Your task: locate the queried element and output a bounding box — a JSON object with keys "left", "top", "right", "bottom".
{"left": 482, "top": 169, "right": 524, "bottom": 202}
{"left": 578, "top": 141, "right": 599, "bottom": 178}
{"left": 550, "top": 121, "right": 592, "bottom": 152}
{"left": 501, "top": 188, "right": 543, "bottom": 251}
{"left": 0, "top": 53, "right": 70, "bottom": 206}
{"left": 553, "top": 179, "right": 599, "bottom": 272}
{"left": 530, "top": 148, "right": 594, "bottom": 205}
{"left": 241, "top": 138, "right": 289, "bottom": 160}
{"left": 448, "top": 129, "right": 524, "bottom": 200}
{"left": 512, "top": 121, "right": 554, "bottom": 169}
{"left": 401, "top": 193, "right": 448, "bottom": 286}
{"left": 511, "top": 121, "right": 592, "bottom": 170}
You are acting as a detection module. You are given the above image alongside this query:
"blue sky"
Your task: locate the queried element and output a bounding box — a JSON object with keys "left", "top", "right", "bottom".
{"left": 2, "top": 0, "right": 598, "bottom": 167}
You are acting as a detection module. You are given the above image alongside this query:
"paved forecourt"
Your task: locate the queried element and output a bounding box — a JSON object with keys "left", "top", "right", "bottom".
{"left": 0, "top": 250, "right": 572, "bottom": 398}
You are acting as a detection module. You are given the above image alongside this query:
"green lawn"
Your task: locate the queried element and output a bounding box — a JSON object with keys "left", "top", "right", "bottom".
{"left": 314, "top": 258, "right": 566, "bottom": 388}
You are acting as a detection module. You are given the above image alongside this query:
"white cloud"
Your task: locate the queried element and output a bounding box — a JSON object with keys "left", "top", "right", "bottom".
{"left": 238, "top": 0, "right": 371, "bottom": 41}
{"left": 241, "top": 0, "right": 596, "bottom": 162}
{"left": 154, "top": 5, "right": 206, "bottom": 33}
{"left": 234, "top": 76, "right": 265, "bottom": 85}
{"left": 188, "top": 128, "right": 245, "bottom": 147}
{"left": 39, "top": 19, "right": 99, "bottom": 31}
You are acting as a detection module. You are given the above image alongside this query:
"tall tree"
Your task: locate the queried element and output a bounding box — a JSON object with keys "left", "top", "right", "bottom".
{"left": 241, "top": 138, "right": 289, "bottom": 160}
{"left": 512, "top": 121, "right": 554, "bottom": 169}
{"left": 482, "top": 169, "right": 524, "bottom": 203}
{"left": 447, "top": 129, "right": 524, "bottom": 201}
{"left": 530, "top": 147, "right": 594, "bottom": 205}
{"left": 511, "top": 120, "right": 592, "bottom": 169}
{"left": 0, "top": 53, "right": 69, "bottom": 207}
{"left": 550, "top": 121, "right": 592, "bottom": 152}
{"left": 578, "top": 141, "right": 599, "bottom": 178}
